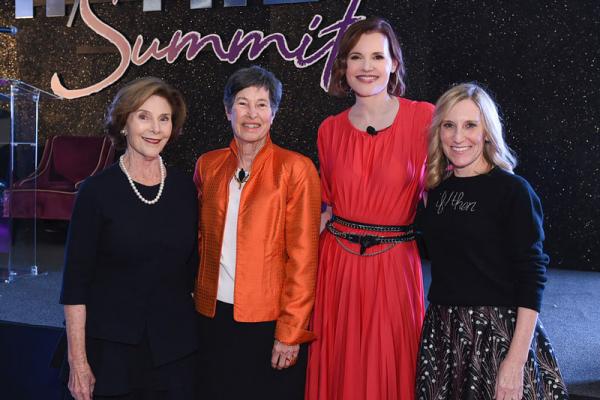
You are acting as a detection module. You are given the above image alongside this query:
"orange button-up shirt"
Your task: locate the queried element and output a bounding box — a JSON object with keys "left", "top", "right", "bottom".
{"left": 193, "top": 136, "right": 321, "bottom": 345}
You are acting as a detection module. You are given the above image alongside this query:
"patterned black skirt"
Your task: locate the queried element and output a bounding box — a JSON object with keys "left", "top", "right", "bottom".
{"left": 415, "top": 305, "right": 568, "bottom": 400}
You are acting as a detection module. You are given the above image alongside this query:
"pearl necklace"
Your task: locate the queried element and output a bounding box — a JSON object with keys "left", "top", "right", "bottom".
{"left": 119, "top": 154, "right": 165, "bottom": 205}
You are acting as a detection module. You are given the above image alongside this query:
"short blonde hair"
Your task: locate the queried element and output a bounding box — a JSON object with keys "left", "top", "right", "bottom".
{"left": 426, "top": 82, "right": 517, "bottom": 189}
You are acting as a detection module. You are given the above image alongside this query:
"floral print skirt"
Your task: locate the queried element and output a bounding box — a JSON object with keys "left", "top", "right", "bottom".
{"left": 415, "top": 304, "right": 568, "bottom": 400}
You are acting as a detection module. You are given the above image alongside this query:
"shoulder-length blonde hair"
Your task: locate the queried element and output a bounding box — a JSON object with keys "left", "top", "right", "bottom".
{"left": 426, "top": 82, "right": 517, "bottom": 189}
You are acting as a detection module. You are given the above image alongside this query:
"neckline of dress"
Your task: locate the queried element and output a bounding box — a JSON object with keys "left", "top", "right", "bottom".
{"left": 117, "top": 163, "right": 164, "bottom": 188}
{"left": 345, "top": 97, "right": 403, "bottom": 135}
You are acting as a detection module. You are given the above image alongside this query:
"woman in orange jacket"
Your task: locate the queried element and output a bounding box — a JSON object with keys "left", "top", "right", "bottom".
{"left": 193, "top": 65, "right": 321, "bottom": 399}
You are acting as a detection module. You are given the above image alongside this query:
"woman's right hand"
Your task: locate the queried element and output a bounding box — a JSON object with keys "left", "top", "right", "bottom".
{"left": 68, "top": 361, "right": 95, "bottom": 400}
{"left": 320, "top": 206, "right": 332, "bottom": 233}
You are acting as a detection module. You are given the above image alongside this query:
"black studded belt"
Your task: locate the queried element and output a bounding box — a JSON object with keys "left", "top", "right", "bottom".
{"left": 326, "top": 216, "right": 416, "bottom": 255}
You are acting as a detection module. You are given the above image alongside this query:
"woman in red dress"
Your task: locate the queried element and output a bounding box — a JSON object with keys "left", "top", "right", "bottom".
{"left": 305, "top": 17, "right": 433, "bottom": 400}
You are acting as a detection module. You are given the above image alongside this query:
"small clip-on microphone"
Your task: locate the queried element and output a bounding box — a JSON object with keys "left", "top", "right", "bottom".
{"left": 366, "top": 126, "right": 378, "bottom": 136}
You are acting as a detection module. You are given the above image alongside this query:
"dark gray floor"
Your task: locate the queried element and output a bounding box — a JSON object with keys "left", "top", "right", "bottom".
{"left": 0, "top": 224, "right": 66, "bottom": 327}
{"left": 1, "top": 234, "right": 599, "bottom": 398}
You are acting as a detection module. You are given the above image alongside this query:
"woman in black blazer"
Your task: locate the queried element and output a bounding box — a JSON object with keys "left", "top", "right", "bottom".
{"left": 59, "top": 77, "right": 198, "bottom": 400}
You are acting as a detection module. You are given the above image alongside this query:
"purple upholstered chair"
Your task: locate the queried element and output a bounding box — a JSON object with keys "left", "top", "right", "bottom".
{"left": 3, "top": 135, "right": 115, "bottom": 220}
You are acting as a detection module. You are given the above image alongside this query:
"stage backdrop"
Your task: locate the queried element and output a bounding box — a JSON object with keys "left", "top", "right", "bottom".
{"left": 0, "top": 0, "right": 598, "bottom": 271}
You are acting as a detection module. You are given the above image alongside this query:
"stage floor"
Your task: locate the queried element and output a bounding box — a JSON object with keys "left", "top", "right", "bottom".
{"left": 1, "top": 230, "right": 599, "bottom": 398}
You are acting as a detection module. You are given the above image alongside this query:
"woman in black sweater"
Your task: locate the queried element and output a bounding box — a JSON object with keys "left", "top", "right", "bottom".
{"left": 416, "top": 83, "right": 567, "bottom": 400}
{"left": 60, "top": 77, "right": 198, "bottom": 400}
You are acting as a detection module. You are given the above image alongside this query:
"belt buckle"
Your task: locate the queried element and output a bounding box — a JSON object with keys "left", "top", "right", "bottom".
{"left": 358, "top": 235, "right": 378, "bottom": 255}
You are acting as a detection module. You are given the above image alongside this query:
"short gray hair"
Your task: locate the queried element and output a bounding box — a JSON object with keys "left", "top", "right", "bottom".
{"left": 223, "top": 65, "right": 283, "bottom": 115}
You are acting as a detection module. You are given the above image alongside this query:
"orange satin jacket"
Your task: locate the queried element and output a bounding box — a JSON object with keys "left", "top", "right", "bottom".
{"left": 193, "top": 136, "right": 321, "bottom": 345}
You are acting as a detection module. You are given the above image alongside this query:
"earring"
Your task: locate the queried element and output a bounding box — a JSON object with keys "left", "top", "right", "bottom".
{"left": 121, "top": 129, "right": 127, "bottom": 136}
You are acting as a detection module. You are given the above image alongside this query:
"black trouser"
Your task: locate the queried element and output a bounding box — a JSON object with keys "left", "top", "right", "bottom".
{"left": 197, "top": 301, "right": 308, "bottom": 400}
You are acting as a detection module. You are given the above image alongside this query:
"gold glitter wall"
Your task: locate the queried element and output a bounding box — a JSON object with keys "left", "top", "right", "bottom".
{"left": 0, "top": 2, "right": 17, "bottom": 78}
{"left": 0, "top": 0, "right": 598, "bottom": 270}
{"left": 0, "top": 2, "right": 18, "bottom": 113}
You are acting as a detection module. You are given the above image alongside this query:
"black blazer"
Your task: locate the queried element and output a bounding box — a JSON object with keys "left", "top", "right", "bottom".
{"left": 60, "top": 164, "right": 198, "bottom": 365}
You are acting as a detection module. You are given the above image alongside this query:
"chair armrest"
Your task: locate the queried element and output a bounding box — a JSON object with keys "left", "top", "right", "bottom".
{"left": 16, "top": 137, "right": 55, "bottom": 187}
{"left": 74, "top": 137, "right": 112, "bottom": 189}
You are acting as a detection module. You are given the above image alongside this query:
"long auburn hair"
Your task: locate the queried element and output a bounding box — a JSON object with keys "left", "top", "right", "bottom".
{"left": 328, "top": 17, "right": 406, "bottom": 97}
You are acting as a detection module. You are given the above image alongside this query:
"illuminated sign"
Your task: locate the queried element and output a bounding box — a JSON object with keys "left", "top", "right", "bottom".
{"left": 49, "top": 0, "right": 364, "bottom": 99}
{"left": 15, "top": 0, "right": 320, "bottom": 18}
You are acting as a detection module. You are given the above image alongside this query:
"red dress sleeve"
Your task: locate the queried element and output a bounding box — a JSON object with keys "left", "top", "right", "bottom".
{"left": 317, "top": 116, "right": 334, "bottom": 207}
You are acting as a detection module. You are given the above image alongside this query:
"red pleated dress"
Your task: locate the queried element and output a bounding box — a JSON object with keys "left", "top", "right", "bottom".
{"left": 306, "top": 98, "right": 434, "bottom": 400}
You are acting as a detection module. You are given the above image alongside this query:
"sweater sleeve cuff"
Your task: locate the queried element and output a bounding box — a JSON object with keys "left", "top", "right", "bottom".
{"left": 274, "top": 319, "right": 316, "bottom": 345}
{"left": 516, "top": 292, "right": 542, "bottom": 313}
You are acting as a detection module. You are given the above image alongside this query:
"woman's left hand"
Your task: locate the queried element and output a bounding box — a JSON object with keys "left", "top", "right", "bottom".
{"left": 271, "top": 339, "right": 299, "bottom": 370}
{"left": 494, "top": 355, "right": 525, "bottom": 400}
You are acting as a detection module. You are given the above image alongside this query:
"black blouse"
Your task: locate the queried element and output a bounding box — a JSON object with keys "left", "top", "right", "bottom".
{"left": 60, "top": 163, "right": 199, "bottom": 365}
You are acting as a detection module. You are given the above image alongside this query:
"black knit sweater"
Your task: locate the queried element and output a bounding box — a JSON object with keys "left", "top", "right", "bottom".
{"left": 420, "top": 167, "right": 548, "bottom": 312}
